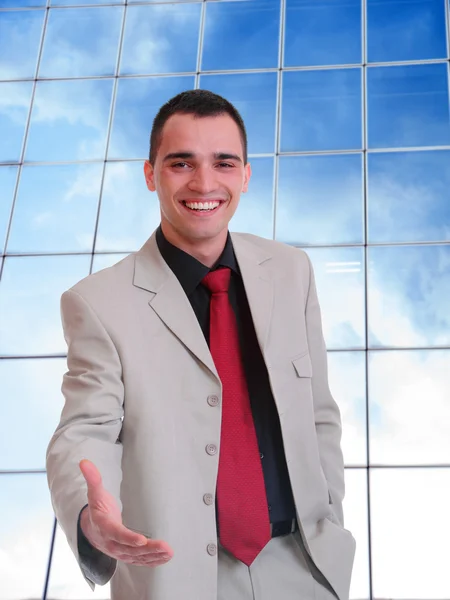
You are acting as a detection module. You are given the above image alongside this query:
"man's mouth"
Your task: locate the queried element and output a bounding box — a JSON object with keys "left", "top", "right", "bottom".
{"left": 181, "top": 200, "right": 222, "bottom": 212}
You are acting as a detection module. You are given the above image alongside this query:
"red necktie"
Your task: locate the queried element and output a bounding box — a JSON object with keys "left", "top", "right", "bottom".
{"left": 202, "top": 267, "right": 271, "bottom": 566}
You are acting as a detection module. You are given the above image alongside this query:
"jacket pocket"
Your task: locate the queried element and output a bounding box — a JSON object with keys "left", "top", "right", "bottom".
{"left": 292, "top": 352, "right": 313, "bottom": 378}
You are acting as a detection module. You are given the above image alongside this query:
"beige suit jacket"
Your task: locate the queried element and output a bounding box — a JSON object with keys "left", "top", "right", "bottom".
{"left": 46, "top": 231, "right": 355, "bottom": 600}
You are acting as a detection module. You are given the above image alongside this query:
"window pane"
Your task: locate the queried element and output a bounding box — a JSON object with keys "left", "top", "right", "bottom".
{"left": 371, "top": 468, "right": 450, "bottom": 598}
{"left": 95, "top": 162, "right": 160, "bottom": 252}
{"left": 120, "top": 4, "right": 201, "bottom": 76}
{"left": 343, "top": 469, "right": 370, "bottom": 600}
{"left": 276, "top": 154, "right": 363, "bottom": 245}
{"left": 281, "top": 69, "right": 362, "bottom": 152}
{"left": 369, "top": 350, "right": 450, "bottom": 465}
{"left": 25, "top": 79, "right": 113, "bottom": 162}
{"left": 0, "top": 166, "right": 17, "bottom": 251}
{"left": 0, "top": 358, "right": 66, "bottom": 469}
{"left": 368, "top": 0, "right": 447, "bottom": 62}
{"left": 0, "top": 10, "right": 44, "bottom": 80}
{"left": 0, "top": 0, "right": 45, "bottom": 6}
{"left": 0, "top": 81, "right": 33, "bottom": 163}
{"left": 0, "top": 255, "right": 91, "bottom": 356}
{"left": 200, "top": 73, "right": 277, "bottom": 155}
{"left": 109, "top": 76, "right": 195, "bottom": 160}
{"left": 7, "top": 164, "right": 102, "bottom": 254}
{"left": 368, "top": 150, "right": 450, "bottom": 243}
{"left": 328, "top": 351, "right": 367, "bottom": 466}
{"left": 230, "top": 157, "right": 274, "bottom": 239}
{"left": 367, "top": 64, "right": 450, "bottom": 149}
{"left": 47, "top": 523, "right": 111, "bottom": 598}
{"left": 368, "top": 245, "right": 450, "bottom": 348}
{"left": 39, "top": 6, "right": 123, "bottom": 78}
{"left": 305, "top": 247, "right": 365, "bottom": 350}
{"left": 0, "top": 474, "right": 54, "bottom": 600}
{"left": 52, "top": 0, "right": 122, "bottom": 4}
{"left": 202, "top": 0, "right": 279, "bottom": 71}
{"left": 284, "top": 0, "right": 361, "bottom": 67}
{"left": 92, "top": 253, "right": 129, "bottom": 273}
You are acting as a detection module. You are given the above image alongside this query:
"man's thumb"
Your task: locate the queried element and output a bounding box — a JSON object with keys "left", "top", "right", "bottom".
{"left": 79, "top": 459, "right": 103, "bottom": 496}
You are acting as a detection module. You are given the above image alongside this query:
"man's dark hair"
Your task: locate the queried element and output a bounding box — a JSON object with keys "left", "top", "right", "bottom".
{"left": 149, "top": 89, "right": 248, "bottom": 165}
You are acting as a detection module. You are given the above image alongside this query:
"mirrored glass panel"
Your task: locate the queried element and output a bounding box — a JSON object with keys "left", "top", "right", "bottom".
{"left": 0, "top": 255, "right": 91, "bottom": 356}
{"left": 305, "top": 247, "right": 365, "bottom": 350}
{"left": 0, "top": 10, "right": 44, "bottom": 80}
{"left": 367, "top": 0, "right": 447, "bottom": 62}
{"left": 7, "top": 163, "right": 102, "bottom": 253}
{"left": 200, "top": 72, "right": 278, "bottom": 155}
{"left": 202, "top": 0, "right": 279, "bottom": 71}
{"left": 0, "top": 474, "right": 54, "bottom": 600}
{"left": 120, "top": 4, "right": 201, "bottom": 76}
{"left": 52, "top": 0, "right": 122, "bottom": 4}
{"left": 367, "top": 64, "right": 450, "bottom": 149}
{"left": 0, "top": 358, "right": 67, "bottom": 470}
{"left": 371, "top": 468, "right": 450, "bottom": 599}
{"left": 368, "top": 245, "right": 450, "bottom": 348}
{"left": 368, "top": 150, "right": 450, "bottom": 243}
{"left": 95, "top": 162, "right": 160, "bottom": 252}
{"left": 369, "top": 350, "right": 450, "bottom": 465}
{"left": 47, "top": 523, "right": 111, "bottom": 599}
{"left": 276, "top": 154, "right": 363, "bottom": 245}
{"left": 0, "top": 81, "right": 33, "bottom": 163}
{"left": 343, "top": 468, "right": 370, "bottom": 600}
{"left": 281, "top": 69, "right": 362, "bottom": 152}
{"left": 39, "top": 6, "right": 123, "bottom": 78}
{"left": 0, "top": 166, "right": 17, "bottom": 252}
{"left": 92, "top": 252, "right": 129, "bottom": 273}
{"left": 229, "top": 157, "right": 274, "bottom": 240}
{"left": 25, "top": 79, "right": 113, "bottom": 162}
{"left": 0, "top": 0, "right": 45, "bottom": 6}
{"left": 109, "top": 76, "right": 195, "bottom": 160}
{"left": 284, "top": 0, "right": 361, "bottom": 67}
{"left": 328, "top": 351, "right": 366, "bottom": 466}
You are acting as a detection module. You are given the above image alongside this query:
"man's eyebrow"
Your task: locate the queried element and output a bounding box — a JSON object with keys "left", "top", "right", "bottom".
{"left": 214, "top": 152, "right": 243, "bottom": 163}
{"left": 162, "top": 152, "right": 195, "bottom": 162}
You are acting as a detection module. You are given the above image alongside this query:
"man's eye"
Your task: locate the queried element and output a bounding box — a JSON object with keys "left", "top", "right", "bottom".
{"left": 217, "top": 162, "right": 233, "bottom": 168}
{"left": 172, "top": 162, "right": 189, "bottom": 168}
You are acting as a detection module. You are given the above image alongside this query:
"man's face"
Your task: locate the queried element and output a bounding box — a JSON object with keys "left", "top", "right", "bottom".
{"left": 144, "top": 113, "right": 251, "bottom": 245}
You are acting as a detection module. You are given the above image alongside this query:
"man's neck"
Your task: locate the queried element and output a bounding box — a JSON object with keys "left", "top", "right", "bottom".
{"left": 160, "top": 223, "right": 228, "bottom": 268}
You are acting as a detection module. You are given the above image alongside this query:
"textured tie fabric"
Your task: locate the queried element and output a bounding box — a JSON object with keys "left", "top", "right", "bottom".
{"left": 202, "top": 267, "right": 271, "bottom": 566}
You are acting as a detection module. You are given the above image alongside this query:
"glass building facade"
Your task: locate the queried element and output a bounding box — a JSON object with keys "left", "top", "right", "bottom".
{"left": 0, "top": 0, "right": 449, "bottom": 598}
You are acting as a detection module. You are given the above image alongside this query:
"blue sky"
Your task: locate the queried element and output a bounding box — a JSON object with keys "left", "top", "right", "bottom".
{"left": 0, "top": 1, "right": 450, "bottom": 598}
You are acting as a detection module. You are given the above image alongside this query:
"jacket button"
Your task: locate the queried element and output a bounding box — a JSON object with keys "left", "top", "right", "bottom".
{"left": 207, "top": 394, "right": 219, "bottom": 407}
{"left": 203, "top": 493, "right": 214, "bottom": 505}
{"left": 207, "top": 543, "right": 217, "bottom": 556}
{"left": 206, "top": 444, "right": 217, "bottom": 455}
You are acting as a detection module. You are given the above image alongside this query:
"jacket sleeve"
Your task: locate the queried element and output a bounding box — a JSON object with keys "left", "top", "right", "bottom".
{"left": 304, "top": 253, "right": 345, "bottom": 527}
{"left": 46, "top": 288, "right": 124, "bottom": 588}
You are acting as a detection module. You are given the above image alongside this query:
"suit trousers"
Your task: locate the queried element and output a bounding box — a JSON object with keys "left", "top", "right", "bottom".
{"left": 217, "top": 531, "right": 338, "bottom": 600}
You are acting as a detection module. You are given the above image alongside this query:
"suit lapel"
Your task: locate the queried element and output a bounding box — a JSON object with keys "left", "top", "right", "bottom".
{"left": 231, "top": 233, "right": 274, "bottom": 357}
{"left": 133, "top": 233, "right": 218, "bottom": 378}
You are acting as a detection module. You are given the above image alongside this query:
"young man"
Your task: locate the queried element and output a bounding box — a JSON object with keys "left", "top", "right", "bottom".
{"left": 46, "top": 90, "right": 355, "bottom": 600}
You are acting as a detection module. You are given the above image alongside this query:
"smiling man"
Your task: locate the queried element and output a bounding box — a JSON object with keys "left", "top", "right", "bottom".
{"left": 46, "top": 89, "right": 355, "bottom": 600}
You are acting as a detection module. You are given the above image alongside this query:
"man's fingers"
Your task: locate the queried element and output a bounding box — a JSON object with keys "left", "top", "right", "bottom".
{"left": 79, "top": 459, "right": 103, "bottom": 496}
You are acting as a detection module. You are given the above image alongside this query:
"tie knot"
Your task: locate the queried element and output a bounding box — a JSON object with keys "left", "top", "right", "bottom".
{"left": 202, "top": 267, "right": 231, "bottom": 294}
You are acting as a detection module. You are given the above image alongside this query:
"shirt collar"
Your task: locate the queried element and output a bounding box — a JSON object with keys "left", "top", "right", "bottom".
{"left": 155, "top": 225, "right": 239, "bottom": 296}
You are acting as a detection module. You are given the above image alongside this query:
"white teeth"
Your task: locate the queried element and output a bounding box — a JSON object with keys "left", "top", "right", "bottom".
{"left": 185, "top": 201, "right": 220, "bottom": 211}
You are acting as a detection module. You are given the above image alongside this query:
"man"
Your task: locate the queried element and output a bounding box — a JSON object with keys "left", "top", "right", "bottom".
{"left": 46, "top": 89, "right": 355, "bottom": 600}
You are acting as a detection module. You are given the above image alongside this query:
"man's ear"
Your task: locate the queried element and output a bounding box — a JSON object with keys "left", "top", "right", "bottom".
{"left": 144, "top": 160, "right": 156, "bottom": 192}
{"left": 242, "top": 162, "right": 252, "bottom": 193}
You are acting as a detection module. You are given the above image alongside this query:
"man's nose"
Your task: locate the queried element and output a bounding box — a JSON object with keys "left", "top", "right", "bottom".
{"left": 187, "top": 166, "right": 217, "bottom": 194}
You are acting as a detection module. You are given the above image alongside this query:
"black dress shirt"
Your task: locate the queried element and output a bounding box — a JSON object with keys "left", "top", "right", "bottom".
{"left": 156, "top": 226, "right": 296, "bottom": 526}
